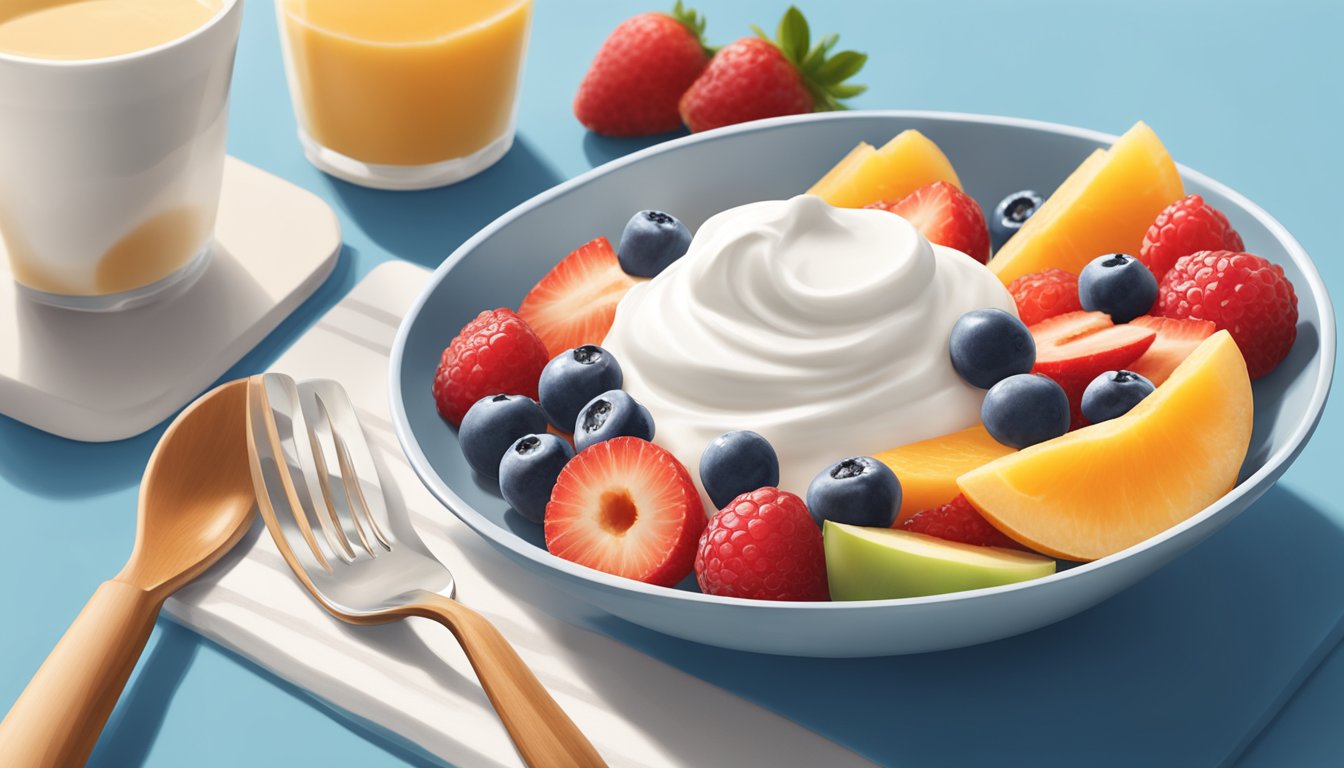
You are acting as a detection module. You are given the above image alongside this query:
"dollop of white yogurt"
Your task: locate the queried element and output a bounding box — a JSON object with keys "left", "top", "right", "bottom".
{"left": 601, "top": 194, "right": 1016, "bottom": 510}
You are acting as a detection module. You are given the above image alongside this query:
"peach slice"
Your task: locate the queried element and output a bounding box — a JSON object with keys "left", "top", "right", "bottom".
{"left": 990, "top": 122, "right": 1185, "bottom": 285}
{"left": 957, "top": 331, "right": 1252, "bottom": 561}
{"left": 809, "top": 142, "right": 875, "bottom": 199}
{"left": 873, "top": 425, "right": 1015, "bottom": 525}
{"left": 807, "top": 130, "right": 962, "bottom": 208}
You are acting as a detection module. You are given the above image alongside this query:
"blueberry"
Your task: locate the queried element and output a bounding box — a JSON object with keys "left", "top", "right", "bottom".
{"left": 989, "top": 189, "right": 1044, "bottom": 252}
{"left": 699, "top": 431, "right": 780, "bottom": 510}
{"left": 1078, "top": 253, "right": 1158, "bottom": 323}
{"left": 617, "top": 210, "right": 692, "bottom": 278}
{"left": 574, "top": 390, "right": 654, "bottom": 451}
{"left": 459, "top": 394, "right": 548, "bottom": 478}
{"left": 499, "top": 434, "right": 575, "bottom": 523}
{"left": 981, "top": 373, "right": 1071, "bottom": 449}
{"left": 805, "top": 456, "right": 901, "bottom": 528}
{"left": 538, "top": 345, "right": 623, "bottom": 431}
{"left": 1081, "top": 369, "right": 1155, "bottom": 424}
{"left": 949, "top": 308, "right": 1036, "bottom": 389}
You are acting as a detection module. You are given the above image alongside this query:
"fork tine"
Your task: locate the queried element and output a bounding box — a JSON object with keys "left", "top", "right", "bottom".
{"left": 248, "top": 376, "right": 332, "bottom": 576}
{"left": 278, "top": 375, "right": 358, "bottom": 563}
{"left": 299, "top": 383, "right": 379, "bottom": 559}
{"left": 253, "top": 379, "right": 601, "bottom": 767}
{"left": 305, "top": 380, "right": 396, "bottom": 547}
{"left": 263, "top": 374, "right": 346, "bottom": 566}
{"left": 319, "top": 394, "right": 392, "bottom": 552}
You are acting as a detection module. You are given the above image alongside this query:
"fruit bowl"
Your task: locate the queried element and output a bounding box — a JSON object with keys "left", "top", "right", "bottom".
{"left": 389, "top": 111, "right": 1334, "bottom": 657}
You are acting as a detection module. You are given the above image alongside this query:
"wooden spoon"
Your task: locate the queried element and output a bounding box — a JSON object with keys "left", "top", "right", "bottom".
{"left": 0, "top": 378, "right": 254, "bottom": 768}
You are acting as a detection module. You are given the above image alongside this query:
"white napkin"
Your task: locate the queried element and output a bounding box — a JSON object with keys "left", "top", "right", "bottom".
{"left": 163, "top": 261, "right": 873, "bottom": 768}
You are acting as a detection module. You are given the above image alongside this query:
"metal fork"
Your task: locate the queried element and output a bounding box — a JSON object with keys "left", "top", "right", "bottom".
{"left": 246, "top": 374, "right": 605, "bottom": 768}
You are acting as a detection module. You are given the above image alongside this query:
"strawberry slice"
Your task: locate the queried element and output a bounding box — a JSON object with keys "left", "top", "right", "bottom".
{"left": 1126, "top": 315, "right": 1217, "bottom": 385}
{"left": 1031, "top": 311, "right": 1157, "bottom": 376}
{"left": 867, "top": 181, "right": 991, "bottom": 264}
{"left": 518, "top": 237, "right": 640, "bottom": 358}
{"left": 545, "top": 437, "right": 705, "bottom": 587}
{"left": 1030, "top": 310, "right": 1111, "bottom": 345}
{"left": 1029, "top": 311, "right": 1157, "bottom": 428}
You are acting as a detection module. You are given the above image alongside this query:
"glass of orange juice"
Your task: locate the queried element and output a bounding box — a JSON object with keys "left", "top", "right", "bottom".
{"left": 277, "top": 0, "right": 533, "bottom": 191}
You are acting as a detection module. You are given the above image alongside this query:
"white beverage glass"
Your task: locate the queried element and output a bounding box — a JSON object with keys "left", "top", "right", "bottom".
{"left": 0, "top": 0, "right": 243, "bottom": 311}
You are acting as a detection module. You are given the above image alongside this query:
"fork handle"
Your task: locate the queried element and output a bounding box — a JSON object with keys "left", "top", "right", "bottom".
{"left": 410, "top": 594, "right": 607, "bottom": 768}
{"left": 0, "top": 579, "right": 162, "bottom": 768}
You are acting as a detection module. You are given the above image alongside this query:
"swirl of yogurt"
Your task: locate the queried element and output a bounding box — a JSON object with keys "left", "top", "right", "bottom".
{"left": 601, "top": 194, "right": 1017, "bottom": 509}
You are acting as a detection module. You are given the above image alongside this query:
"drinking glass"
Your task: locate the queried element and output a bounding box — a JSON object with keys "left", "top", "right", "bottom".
{"left": 0, "top": 0, "right": 243, "bottom": 312}
{"left": 276, "top": 0, "right": 534, "bottom": 191}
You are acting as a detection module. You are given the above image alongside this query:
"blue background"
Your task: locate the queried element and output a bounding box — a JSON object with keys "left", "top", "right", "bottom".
{"left": 2, "top": 0, "right": 1341, "bottom": 765}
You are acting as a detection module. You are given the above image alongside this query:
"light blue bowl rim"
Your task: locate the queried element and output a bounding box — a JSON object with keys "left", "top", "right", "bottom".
{"left": 389, "top": 109, "right": 1337, "bottom": 612}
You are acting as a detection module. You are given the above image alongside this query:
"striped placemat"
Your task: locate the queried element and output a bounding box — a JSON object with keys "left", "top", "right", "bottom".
{"left": 163, "top": 261, "right": 873, "bottom": 768}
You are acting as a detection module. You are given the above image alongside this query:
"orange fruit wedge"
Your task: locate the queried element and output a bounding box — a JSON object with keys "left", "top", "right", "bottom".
{"left": 957, "top": 331, "right": 1252, "bottom": 562}
{"left": 990, "top": 121, "right": 1185, "bottom": 285}
{"left": 809, "top": 142, "right": 875, "bottom": 199}
{"left": 873, "top": 425, "right": 1015, "bottom": 525}
{"left": 807, "top": 130, "right": 962, "bottom": 208}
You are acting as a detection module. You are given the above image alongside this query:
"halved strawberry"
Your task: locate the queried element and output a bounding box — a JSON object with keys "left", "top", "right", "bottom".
{"left": 518, "top": 237, "right": 641, "bottom": 358}
{"left": 544, "top": 437, "right": 705, "bottom": 587}
{"left": 1029, "top": 311, "right": 1156, "bottom": 428}
{"left": 866, "top": 181, "right": 991, "bottom": 264}
{"left": 1126, "top": 315, "right": 1217, "bottom": 385}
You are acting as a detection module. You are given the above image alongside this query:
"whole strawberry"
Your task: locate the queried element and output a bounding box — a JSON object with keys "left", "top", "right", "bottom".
{"left": 1156, "top": 250, "right": 1297, "bottom": 379}
{"left": 574, "top": 3, "right": 713, "bottom": 137}
{"left": 695, "top": 487, "right": 828, "bottom": 601}
{"left": 679, "top": 6, "right": 866, "bottom": 133}
{"left": 1140, "top": 194, "right": 1245, "bottom": 279}
{"left": 432, "top": 309, "right": 549, "bottom": 426}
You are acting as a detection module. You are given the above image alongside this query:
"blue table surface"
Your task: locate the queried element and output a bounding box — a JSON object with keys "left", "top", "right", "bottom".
{"left": 3, "top": 1, "right": 1341, "bottom": 765}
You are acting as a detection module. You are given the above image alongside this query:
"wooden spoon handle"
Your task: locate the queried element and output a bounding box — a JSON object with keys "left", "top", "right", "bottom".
{"left": 409, "top": 594, "right": 607, "bottom": 768}
{"left": 0, "top": 580, "right": 162, "bottom": 767}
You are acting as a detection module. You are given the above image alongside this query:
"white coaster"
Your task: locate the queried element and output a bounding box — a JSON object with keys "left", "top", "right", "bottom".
{"left": 0, "top": 157, "right": 340, "bottom": 442}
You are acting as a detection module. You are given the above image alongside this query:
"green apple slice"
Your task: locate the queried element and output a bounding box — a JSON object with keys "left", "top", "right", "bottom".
{"left": 824, "top": 521, "right": 1056, "bottom": 600}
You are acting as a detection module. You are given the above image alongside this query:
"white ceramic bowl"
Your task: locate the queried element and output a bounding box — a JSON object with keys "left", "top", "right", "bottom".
{"left": 389, "top": 111, "right": 1335, "bottom": 657}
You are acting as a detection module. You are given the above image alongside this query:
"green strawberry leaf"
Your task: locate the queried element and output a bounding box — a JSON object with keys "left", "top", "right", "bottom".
{"left": 801, "top": 33, "right": 839, "bottom": 72}
{"left": 670, "top": 1, "right": 716, "bottom": 57}
{"left": 760, "top": 6, "right": 868, "bottom": 113}
{"left": 776, "top": 6, "right": 810, "bottom": 65}
{"left": 829, "top": 83, "right": 868, "bottom": 99}
{"left": 814, "top": 51, "right": 867, "bottom": 86}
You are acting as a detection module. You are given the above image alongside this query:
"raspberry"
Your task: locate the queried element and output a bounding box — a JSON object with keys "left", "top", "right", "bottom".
{"left": 1156, "top": 250, "right": 1297, "bottom": 379}
{"left": 902, "top": 495, "right": 1025, "bottom": 550}
{"left": 694, "top": 488, "right": 828, "bottom": 601}
{"left": 432, "top": 309, "right": 549, "bottom": 426}
{"left": 1139, "top": 194, "right": 1245, "bottom": 279}
{"left": 1008, "top": 268, "right": 1081, "bottom": 326}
